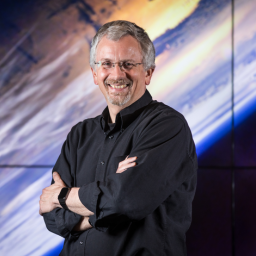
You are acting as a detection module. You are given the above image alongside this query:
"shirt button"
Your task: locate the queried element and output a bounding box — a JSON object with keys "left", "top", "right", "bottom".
{"left": 101, "top": 161, "right": 105, "bottom": 165}
{"left": 80, "top": 241, "right": 83, "bottom": 245}
{"left": 109, "top": 135, "right": 114, "bottom": 139}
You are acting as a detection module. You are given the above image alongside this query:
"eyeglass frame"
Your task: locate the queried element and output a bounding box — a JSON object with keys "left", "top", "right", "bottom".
{"left": 94, "top": 60, "right": 144, "bottom": 71}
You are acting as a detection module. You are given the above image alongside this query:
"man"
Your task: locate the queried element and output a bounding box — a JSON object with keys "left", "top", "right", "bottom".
{"left": 40, "top": 20, "right": 197, "bottom": 256}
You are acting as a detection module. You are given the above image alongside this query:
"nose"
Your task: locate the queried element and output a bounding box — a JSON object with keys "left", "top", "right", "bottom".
{"left": 109, "top": 63, "right": 126, "bottom": 79}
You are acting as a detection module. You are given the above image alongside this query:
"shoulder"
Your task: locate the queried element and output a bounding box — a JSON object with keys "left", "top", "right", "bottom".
{"left": 66, "top": 114, "right": 101, "bottom": 144}
{"left": 154, "top": 102, "right": 197, "bottom": 167}
{"left": 71, "top": 114, "right": 101, "bottom": 133}
{"left": 142, "top": 100, "right": 189, "bottom": 131}
{"left": 140, "top": 101, "right": 197, "bottom": 165}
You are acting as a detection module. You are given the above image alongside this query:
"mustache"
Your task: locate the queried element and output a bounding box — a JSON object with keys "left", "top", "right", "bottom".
{"left": 104, "top": 78, "right": 132, "bottom": 86}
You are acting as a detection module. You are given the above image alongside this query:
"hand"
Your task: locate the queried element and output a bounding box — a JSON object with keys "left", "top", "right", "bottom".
{"left": 116, "top": 156, "right": 137, "bottom": 173}
{"left": 72, "top": 216, "right": 92, "bottom": 232}
{"left": 39, "top": 172, "right": 66, "bottom": 216}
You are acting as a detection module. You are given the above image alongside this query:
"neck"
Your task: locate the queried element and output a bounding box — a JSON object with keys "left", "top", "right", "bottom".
{"left": 107, "top": 88, "right": 147, "bottom": 123}
{"left": 108, "top": 104, "right": 126, "bottom": 123}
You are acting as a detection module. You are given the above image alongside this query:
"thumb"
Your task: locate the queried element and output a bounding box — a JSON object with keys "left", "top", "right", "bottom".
{"left": 53, "top": 172, "right": 66, "bottom": 186}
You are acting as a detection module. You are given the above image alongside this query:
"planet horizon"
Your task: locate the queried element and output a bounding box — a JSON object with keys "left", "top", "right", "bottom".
{"left": 0, "top": 0, "right": 255, "bottom": 255}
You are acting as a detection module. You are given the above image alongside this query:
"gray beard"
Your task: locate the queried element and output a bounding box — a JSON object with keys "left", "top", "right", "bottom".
{"left": 107, "top": 88, "right": 132, "bottom": 106}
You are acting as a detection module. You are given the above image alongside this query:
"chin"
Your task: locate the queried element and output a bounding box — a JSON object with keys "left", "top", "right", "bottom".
{"left": 107, "top": 94, "right": 132, "bottom": 107}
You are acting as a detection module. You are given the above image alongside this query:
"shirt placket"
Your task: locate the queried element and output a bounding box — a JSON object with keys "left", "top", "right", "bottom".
{"left": 94, "top": 130, "right": 116, "bottom": 181}
{"left": 77, "top": 230, "right": 89, "bottom": 256}
{"left": 78, "top": 131, "right": 117, "bottom": 256}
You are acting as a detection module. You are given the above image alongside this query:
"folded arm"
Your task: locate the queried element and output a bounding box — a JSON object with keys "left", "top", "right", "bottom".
{"left": 40, "top": 128, "right": 93, "bottom": 238}
{"left": 41, "top": 114, "right": 197, "bottom": 233}
{"left": 40, "top": 149, "right": 136, "bottom": 235}
{"left": 40, "top": 157, "right": 137, "bottom": 216}
{"left": 78, "top": 115, "right": 197, "bottom": 230}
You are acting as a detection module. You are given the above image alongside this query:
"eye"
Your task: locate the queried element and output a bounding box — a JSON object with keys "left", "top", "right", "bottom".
{"left": 102, "top": 62, "right": 112, "bottom": 68}
{"left": 122, "top": 62, "right": 134, "bottom": 70}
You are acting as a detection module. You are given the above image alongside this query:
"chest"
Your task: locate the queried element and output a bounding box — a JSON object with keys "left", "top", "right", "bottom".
{"left": 75, "top": 123, "right": 139, "bottom": 187}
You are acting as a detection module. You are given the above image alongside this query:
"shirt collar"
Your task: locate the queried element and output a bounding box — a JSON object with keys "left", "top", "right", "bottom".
{"left": 100, "top": 89, "right": 153, "bottom": 132}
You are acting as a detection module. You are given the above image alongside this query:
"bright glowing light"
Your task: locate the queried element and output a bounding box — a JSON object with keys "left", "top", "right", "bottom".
{"left": 106, "top": 0, "right": 200, "bottom": 40}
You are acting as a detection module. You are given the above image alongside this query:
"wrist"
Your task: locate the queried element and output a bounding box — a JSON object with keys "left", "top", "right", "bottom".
{"left": 58, "top": 187, "right": 71, "bottom": 209}
{"left": 77, "top": 216, "right": 92, "bottom": 231}
{"left": 55, "top": 192, "right": 61, "bottom": 207}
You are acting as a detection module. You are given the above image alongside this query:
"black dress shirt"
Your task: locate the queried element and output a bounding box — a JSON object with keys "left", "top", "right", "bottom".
{"left": 43, "top": 89, "right": 197, "bottom": 256}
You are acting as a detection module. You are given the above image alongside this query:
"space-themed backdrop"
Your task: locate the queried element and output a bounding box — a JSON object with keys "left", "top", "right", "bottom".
{"left": 0, "top": 0, "right": 255, "bottom": 255}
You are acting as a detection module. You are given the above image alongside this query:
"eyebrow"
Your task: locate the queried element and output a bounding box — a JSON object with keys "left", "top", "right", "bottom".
{"left": 99, "top": 58, "right": 137, "bottom": 62}
{"left": 99, "top": 58, "right": 112, "bottom": 62}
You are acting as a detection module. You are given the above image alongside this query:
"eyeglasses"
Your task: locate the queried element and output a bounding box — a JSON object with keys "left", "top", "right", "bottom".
{"left": 94, "top": 61, "right": 143, "bottom": 71}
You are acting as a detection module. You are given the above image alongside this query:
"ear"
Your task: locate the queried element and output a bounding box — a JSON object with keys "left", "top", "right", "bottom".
{"left": 91, "top": 67, "right": 98, "bottom": 85}
{"left": 145, "top": 68, "right": 155, "bottom": 85}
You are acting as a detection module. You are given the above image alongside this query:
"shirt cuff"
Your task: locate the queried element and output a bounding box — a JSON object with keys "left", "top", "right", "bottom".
{"left": 55, "top": 208, "right": 83, "bottom": 239}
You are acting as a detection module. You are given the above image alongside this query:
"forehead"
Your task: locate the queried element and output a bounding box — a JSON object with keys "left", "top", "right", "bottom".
{"left": 96, "top": 35, "right": 142, "bottom": 61}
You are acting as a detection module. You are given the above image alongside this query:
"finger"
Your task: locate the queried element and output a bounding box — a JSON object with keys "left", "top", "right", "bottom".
{"left": 41, "top": 187, "right": 53, "bottom": 194}
{"left": 39, "top": 202, "right": 43, "bottom": 216}
{"left": 122, "top": 161, "right": 137, "bottom": 169}
{"left": 40, "top": 195, "right": 50, "bottom": 202}
{"left": 53, "top": 172, "right": 66, "bottom": 186}
{"left": 118, "top": 158, "right": 137, "bottom": 169}
{"left": 116, "top": 161, "right": 136, "bottom": 173}
{"left": 119, "top": 157, "right": 137, "bottom": 167}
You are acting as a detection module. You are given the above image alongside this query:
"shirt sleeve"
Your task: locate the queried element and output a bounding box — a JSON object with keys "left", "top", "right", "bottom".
{"left": 43, "top": 129, "right": 83, "bottom": 239}
{"left": 78, "top": 113, "right": 198, "bottom": 231}
{"left": 43, "top": 208, "right": 82, "bottom": 239}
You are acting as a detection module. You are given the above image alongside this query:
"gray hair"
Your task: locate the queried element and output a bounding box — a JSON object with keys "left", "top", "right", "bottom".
{"left": 90, "top": 20, "right": 155, "bottom": 71}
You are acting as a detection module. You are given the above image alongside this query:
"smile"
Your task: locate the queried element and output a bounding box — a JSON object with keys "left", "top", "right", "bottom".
{"left": 108, "top": 84, "right": 128, "bottom": 89}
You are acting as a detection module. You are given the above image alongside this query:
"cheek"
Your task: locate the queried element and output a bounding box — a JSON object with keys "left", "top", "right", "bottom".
{"left": 97, "top": 72, "right": 108, "bottom": 84}
{"left": 132, "top": 70, "right": 145, "bottom": 83}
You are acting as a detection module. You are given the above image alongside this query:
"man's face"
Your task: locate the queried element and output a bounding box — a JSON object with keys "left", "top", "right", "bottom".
{"left": 91, "top": 35, "right": 154, "bottom": 108}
